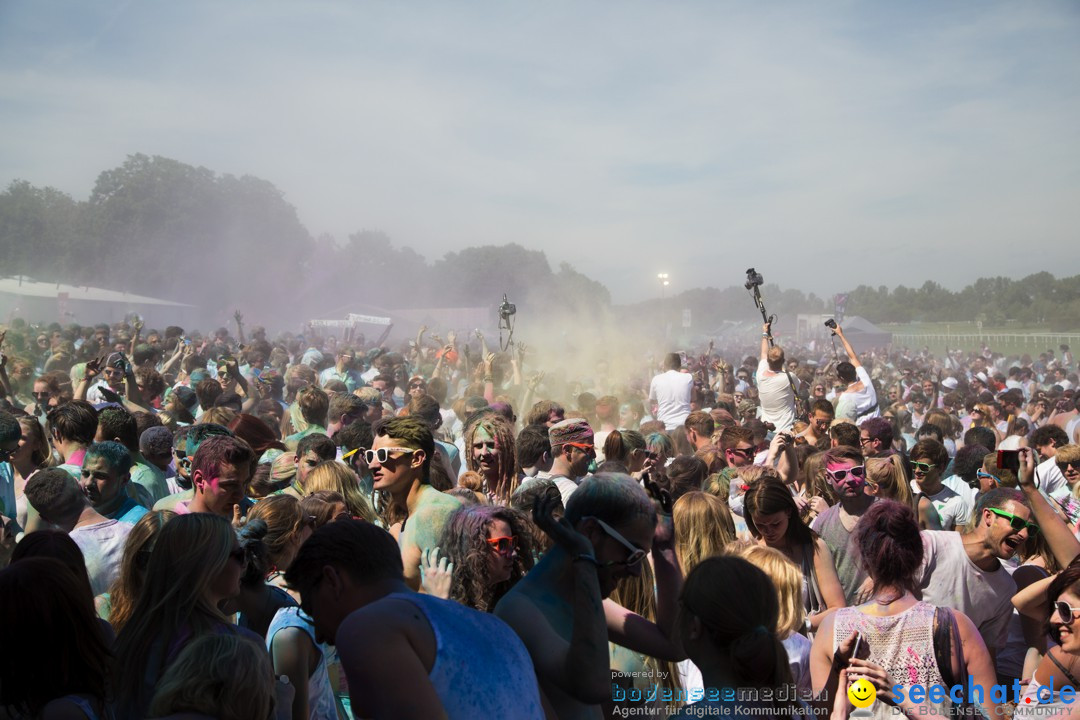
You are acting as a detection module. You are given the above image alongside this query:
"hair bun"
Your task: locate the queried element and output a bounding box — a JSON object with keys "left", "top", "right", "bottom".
{"left": 238, "top": 518, "right": 268, "bottom": 544}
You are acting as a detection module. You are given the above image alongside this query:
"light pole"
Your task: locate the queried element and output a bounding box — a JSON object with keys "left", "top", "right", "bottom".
{"left": 657, "top": 273, "right": 670, "bottom": 299}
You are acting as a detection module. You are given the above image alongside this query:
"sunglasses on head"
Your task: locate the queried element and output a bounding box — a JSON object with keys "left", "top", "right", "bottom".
{"left": 988, "top": 507, "right": 1038, "bottom": 534}
{"left": 827, "top": 465, "right": 865, "bottom": 481}
{"left": 1055, "top": 601, "right": 1080, "bottom": 624}
{"left": 364, "top": 447, "right": 417, "bottom": 464}
{"left": 486, "top": 536, "right": 516, "bottom": 555}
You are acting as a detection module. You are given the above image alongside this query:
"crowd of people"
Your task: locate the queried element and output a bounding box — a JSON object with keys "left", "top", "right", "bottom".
{"left": 3, "top": 312, "right": 1080, "bottom": 719}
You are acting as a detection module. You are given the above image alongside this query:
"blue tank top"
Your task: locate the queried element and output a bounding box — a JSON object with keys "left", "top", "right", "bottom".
{"left": 385, "top": 592, "right": 545, "bottom": 720}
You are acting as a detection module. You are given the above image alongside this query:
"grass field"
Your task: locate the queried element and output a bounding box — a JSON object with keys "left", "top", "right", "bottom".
{"left": 879, "top": 322, "right": 1080, "bottom": 356}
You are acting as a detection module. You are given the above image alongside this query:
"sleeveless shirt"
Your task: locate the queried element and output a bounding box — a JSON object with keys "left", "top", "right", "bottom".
{"left": 267, "top": 607, "right": 338, "bottom": 720}
{"left": 833, "top": 602, "right": 948, "bottom": 720}
{"left": 385, "top": 592, "right": 545, "bottom": 720}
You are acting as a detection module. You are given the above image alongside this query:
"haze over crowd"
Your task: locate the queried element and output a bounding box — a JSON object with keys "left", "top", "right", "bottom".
{"left": 2, "top": 1, "right": 1078, "bottom": 307}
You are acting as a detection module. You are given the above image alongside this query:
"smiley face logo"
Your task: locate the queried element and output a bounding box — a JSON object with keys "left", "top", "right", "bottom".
{"left": 848, "top": 678, "right": 877, "bottom": 708}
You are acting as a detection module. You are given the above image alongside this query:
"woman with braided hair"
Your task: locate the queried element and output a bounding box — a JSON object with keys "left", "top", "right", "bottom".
{"left": 463, "top": 411, "right": 517, "bottom": 503}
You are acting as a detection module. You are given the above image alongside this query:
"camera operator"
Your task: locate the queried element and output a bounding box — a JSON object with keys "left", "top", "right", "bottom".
{"left": 830, "top": 323, "right": 879, "bottom": 426}
{"left": 756, "top": 321, "right": 798, "bottom": 432}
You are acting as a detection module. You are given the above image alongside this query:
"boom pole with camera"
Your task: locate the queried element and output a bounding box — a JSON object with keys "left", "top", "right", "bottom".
{"left": 498, "top": 294, "right": 517, "bottom": 352}
{"left": 743, "top": 268, "right": 807, "bottom": 421}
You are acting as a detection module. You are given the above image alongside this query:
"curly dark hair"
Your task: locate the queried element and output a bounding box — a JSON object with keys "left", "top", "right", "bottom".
{"left": 438, "top": 505, "right": 534, "bottom": 613}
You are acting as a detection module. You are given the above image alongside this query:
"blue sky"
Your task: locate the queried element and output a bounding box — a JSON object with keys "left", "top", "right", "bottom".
{"left": 2, "top": 1, "right": 1078, "bottom": 303}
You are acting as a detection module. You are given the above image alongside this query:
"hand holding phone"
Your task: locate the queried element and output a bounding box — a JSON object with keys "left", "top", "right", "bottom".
{"left": 998, "top": 449, "right": 1021, "bottom": 475}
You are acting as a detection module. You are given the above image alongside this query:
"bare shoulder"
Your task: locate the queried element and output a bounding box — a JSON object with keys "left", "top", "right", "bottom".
{"left": 337, "top": 595, "right": 436, "bottom": 657}
{"left": 952, "top": 609, "right": 986, "bottom": 649}
{"left": 341, "top": 595, "right": 430, "bottom": 632}
{"left": 419, "top": 489, "right": 463, "bottom": 512}
{"left": 494, "top": 585, "right": 541, "bottom": 625}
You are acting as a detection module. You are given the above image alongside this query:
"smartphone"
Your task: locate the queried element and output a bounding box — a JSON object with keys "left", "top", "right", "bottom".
{"left": 184, "top": 338, "right": 192, "bottom": 346}
{"left": 998, "top": 449, "right": 1021, "bottom": 474}
{"left": 851, "top": 631, "right": 863, "bottom": 660}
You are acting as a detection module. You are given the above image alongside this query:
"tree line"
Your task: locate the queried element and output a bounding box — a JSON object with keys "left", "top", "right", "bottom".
{"left": 2, "top": 153, "right": 1076, "bottom": 331}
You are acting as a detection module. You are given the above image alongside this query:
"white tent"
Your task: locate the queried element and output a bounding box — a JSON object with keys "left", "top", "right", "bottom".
{"left": 0, "top": 276, "right": 194, "bottom": 326}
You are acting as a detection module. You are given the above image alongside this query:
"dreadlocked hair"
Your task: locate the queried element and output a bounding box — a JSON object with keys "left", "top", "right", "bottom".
{"left": 463, "top": 412, "right": 518, "bottom": 503}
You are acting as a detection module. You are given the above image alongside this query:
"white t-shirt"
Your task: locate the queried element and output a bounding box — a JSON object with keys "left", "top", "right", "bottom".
{"left": 86, "top": 380, "right": 123, "bottom": 405}
{"left": 1066, "top": 416, "right": 1080, "bottom": 445}
{"left": 755, "top": 360, "right": 798, "bottom": 432}
{"left": 918, "top": 530, "right": 1016, "bottom": 654}
{"left": 836, "top": 366, "right": 879, "bottom": 426}
{"left": 912, "top": 480, "right": 972, "bottom": 530}
{"left": 70, "top": 518, "right": 134, "bottom": 596}
{"left": 648, "top": 370, "right": 693, "bottom": 431}
{"left": 941, "top": 474, "right": 978, "bottom": 509}
{"left": 1035, "top": 455, "right": 1069, "bottom": 498}
{"left": 551, "top": 474, "right": 581, "bottom": 507}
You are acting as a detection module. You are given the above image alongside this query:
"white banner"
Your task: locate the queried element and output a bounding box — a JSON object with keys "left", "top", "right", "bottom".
{"left": 346, "top": 313, "right": 392, "bottom": 326}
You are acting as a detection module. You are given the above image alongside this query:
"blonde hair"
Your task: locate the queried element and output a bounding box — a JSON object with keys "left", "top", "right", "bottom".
{"left": 610, "top": 559, "right": 682, "bottom": 710}
{"left": 198, "top": 406, "right": 237, "bottom": 427}
{"left": 245, "top": 494, "right": 306, "bottom": 568}
{"left": 801, "top": 452, "right": 837, "bottom": 507}
{"left": 970, "top": 404, "right": 994, "bottom": 428}
{"left": 303, "top": 461, "right": 376, "bottom": 523}
{"left": 865, "top": 455, "right": 916, "bottom": 511}
{"left": 1057, "top": 444, "right": 1080, "bottom": 466}
{"left": 734, "top": 545, "right": 805, "bottom": 639}
{"left": 148, "top": 633, "right": 275, "bottom": 720}
{"left": 673, "top": 491, "right": 735, "bottom": 576}
{"left": 702, "top": 471, "right": 731, "bottom": 500}
{"left": 737, "top": 465, "right": 781, "bottom": 486}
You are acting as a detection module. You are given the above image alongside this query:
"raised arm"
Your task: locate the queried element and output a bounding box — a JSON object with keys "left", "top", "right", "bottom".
{"left": 0, "top": 350, "right": 13, "bottom": 402}
{"left": 75, "top": 357, "right": 102, "bottom": 401}
{"left": 121, "top": 354, "right": 149, "bottom": 410}
{"left": 761, "top": 322, "right": 772, "bottom": 362}
{"left": 834, "top": 326, "right": 861, "bottom": 368}
{"left": 129, "top": 316, "right": 143, "bottom": 357}
{"left": 1018, "top": 447, "right": 1080, "bottom": 568}
{"left": 233, "top": 310, "right": 245, "bottom": 345}
{"left": 495, "top": 491, "right": 611, "bottom": 704}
